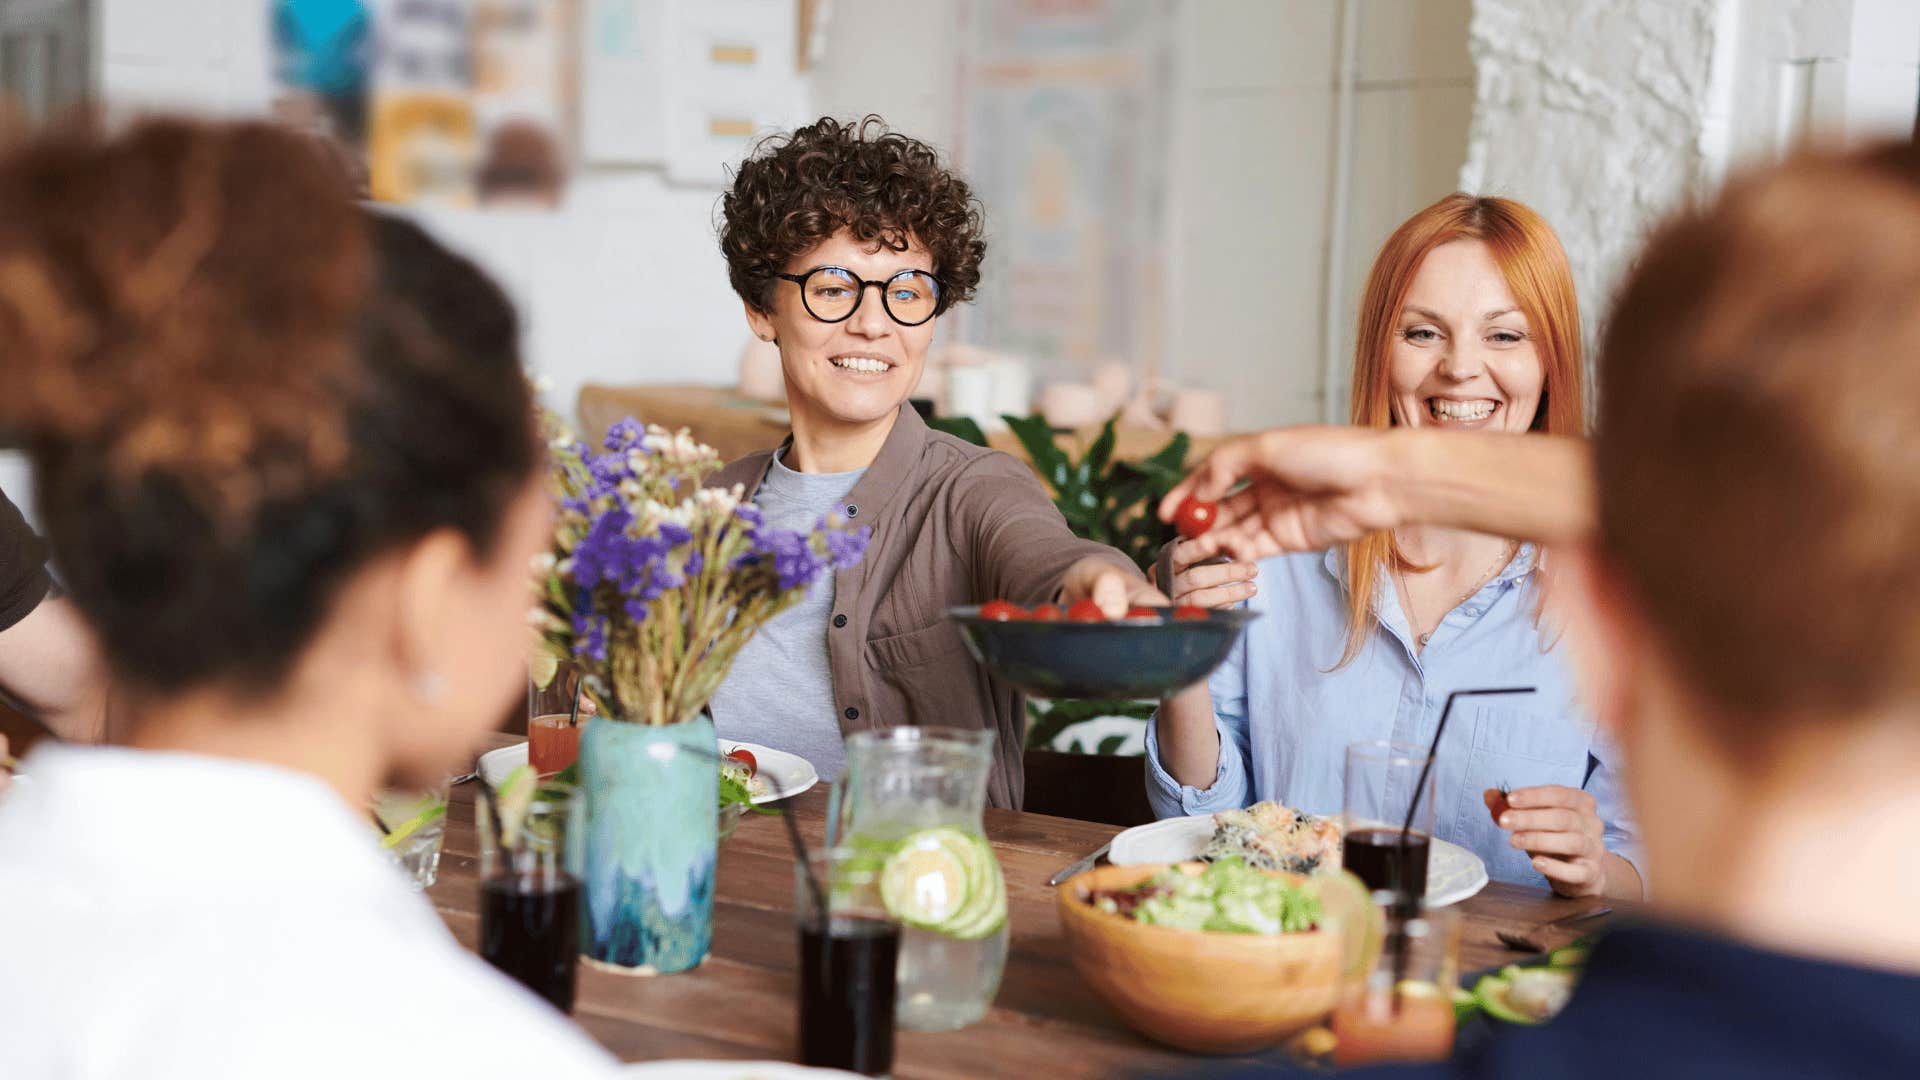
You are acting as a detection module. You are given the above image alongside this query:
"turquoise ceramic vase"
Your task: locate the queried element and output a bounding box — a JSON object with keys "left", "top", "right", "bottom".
{"left": 577, "top": 713, "right": 718, "bottom": 973}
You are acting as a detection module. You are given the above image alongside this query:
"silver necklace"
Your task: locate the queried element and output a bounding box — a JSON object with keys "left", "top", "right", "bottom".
{"left": 1397, "top": 539, "right": 1517, "bottom": 648}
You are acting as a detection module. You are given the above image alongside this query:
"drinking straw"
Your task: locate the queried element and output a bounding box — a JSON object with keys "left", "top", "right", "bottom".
{"left": 1388, "top": 685, "right": 1535, "bottom": 1011}
{"left": 476, "top": 766, "right": 509, "bottom": 863}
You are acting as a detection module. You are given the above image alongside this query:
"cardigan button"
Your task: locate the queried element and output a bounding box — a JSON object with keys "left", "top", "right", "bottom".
{"left": 844, "top": 706, "right": 860, "bottom": 721}
{"left": 833, "top": 614, "right": 848, "bottom": 628}
{"left": 845, "top": 503, "right": 859, "bottom": 517}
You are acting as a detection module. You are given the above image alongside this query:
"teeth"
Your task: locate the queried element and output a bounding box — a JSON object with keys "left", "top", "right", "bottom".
{"left": 831, "top": 356, "right": 890, "bottom": 374}
{"left": 1430, "top": 399, "right": 1495, "bottom": 421}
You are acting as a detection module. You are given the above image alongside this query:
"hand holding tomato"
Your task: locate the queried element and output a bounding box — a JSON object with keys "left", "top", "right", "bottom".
{"left": 1058, "top": 554, "right": 1167, "bottom": 620}
{"left": 1158, "top": 538, "right": 1258, "bottom": 611}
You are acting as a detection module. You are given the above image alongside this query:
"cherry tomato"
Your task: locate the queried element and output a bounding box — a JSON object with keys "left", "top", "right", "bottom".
{"left": 1484, "top": 787, "right": 1511, "bottom": 827}
{"left": 1031, "top": 604, "right": 1064, "bottom": 622}
{"left": 979, "top": 599, "right": 1028, "bottom": 622}
{"left": 1065, "top": 599, "right": 1105, "bottom": 623}
{"left": 1125, "top": 606, "right": 1161, "bottom": 619}
{"left": 726, "top": 748, "right": 758, "bottom": 777}
{"left": 1173, "top": 605, "right": 1210, "bottom": 621}
{"left": 1174, "top": 496, "right": 1218, "bottom": 540}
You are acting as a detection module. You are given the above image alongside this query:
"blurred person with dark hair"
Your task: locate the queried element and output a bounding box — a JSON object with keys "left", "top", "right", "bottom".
{"left": 1168, "top": 142, "right": 1920, "bottom": 1075}
{"left": 707, "top": 116, "right": 1159, "bottom": 807}
{"left": 0, "top": 120, "right": 619, "bottom": 1075}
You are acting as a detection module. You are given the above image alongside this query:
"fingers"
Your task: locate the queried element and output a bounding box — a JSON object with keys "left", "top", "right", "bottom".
{"left": 1158, "top": 438, "right": 1263, "bottom": 522}
{"left": 1495, "top": 807, "right": 1583, "bottom": 834}
{"left": 1508, "top": 830, "right": 1594, "bottom": 858}
{"left": 1127, "top": 578, "right": 1172, "bottom": 608}
{"left": 1532, "top": 854, "right": 1601, "bottom": 894}
{"left": 1505, "top": 785, "right": 1598, "bottom": 815}
{"left": 1090, "top": 568, "right": 1133, "bottom": 619}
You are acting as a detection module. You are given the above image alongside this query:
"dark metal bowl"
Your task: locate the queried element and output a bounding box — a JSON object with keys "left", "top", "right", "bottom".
{"left": 947, "top": 606, "right": 1261, "bottom": 700}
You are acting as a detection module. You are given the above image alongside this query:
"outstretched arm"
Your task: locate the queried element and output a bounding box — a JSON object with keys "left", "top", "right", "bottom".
{"left": 1158, "top": 426, "right": 1596, "bottom": 559}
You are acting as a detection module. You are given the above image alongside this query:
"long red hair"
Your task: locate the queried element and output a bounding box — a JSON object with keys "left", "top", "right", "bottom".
{"left": 1338, "top": 194, "right": 1587, "bottom": 665}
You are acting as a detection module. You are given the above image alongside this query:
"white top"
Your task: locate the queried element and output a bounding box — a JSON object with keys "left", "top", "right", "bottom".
{"left": 0, "top": 744, "right": 622, "bottom": 1079}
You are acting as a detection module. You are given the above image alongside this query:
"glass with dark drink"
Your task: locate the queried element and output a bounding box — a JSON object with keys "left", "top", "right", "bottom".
{"left": 481, "top": 873, "right": 580, "bottom": 1010}
{"left": 478, "top": 778, "right": 581, "bottom": 1012}
{"left": 796, "top": 849, "right": 900, "bottom": 1077}
{"left": 1342, "top": 741, "right": 1436, "bottom": 896}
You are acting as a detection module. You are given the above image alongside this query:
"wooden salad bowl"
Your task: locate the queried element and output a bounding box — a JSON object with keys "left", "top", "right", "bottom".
{"left": 1056, "top": 862, "right": 1344, "bottom": 1054}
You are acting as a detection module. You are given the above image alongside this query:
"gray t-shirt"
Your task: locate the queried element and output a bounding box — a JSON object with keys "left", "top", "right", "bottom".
{"left": 709, "top": 451, "right": 865, "bottom": 782}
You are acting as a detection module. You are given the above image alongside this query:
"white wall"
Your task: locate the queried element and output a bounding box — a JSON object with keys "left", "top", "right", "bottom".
{"left": 1161, "top": 0, "right": 1476, "bottom": 428}
{"left": 1462, "top": 0, "right": 1920, "bottom": 343}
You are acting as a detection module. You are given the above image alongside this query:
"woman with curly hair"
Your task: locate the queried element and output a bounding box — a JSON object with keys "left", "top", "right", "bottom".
{"left": 708, "top": 116, "right": 1159, "bottom": 807}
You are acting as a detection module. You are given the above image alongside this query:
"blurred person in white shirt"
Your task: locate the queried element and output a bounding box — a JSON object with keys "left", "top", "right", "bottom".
{"left": 0, "top": 119, "right": 618, "bottom": 1077}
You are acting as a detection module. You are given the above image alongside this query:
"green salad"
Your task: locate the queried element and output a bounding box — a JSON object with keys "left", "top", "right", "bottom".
{"left": 1092, "top": 857, "right": 1322, "bottom": 935}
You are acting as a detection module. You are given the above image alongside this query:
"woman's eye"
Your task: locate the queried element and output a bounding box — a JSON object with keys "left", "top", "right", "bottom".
{"left": 1488, "top": 330, "right": 1527, "bottom": 345}
{"left": 891, "top": 289, "right": 918, "bottom": 302}
{"left": 814, "top": 286, "right": 851, "bottom": 299}
{"left": 1402, "top": 327, "right": 1440, "bottom": 344}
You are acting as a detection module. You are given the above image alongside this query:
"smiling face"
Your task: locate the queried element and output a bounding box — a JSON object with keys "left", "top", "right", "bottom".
{"left": 1388, "top": 239, "right": 1545, "bottom": 433}
{"left": 745, "top": 228, "right": 937, "bottom": 434}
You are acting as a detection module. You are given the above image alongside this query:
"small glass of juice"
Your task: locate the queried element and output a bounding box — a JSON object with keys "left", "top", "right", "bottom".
{"left": 1333, "top": 894, "right": 1461, "bottom": 1067}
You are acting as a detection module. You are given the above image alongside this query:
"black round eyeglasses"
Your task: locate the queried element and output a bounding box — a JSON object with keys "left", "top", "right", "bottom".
{"left": 774, "top": 266, "right": 944, "bottom": 327}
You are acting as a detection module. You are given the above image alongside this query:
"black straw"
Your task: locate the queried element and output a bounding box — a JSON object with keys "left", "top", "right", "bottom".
{"left": 675, "top": 718, "right": 829, "bottom": 935}
{"left": 1388, "top": 686, "right": 1534, "bottom": 1009}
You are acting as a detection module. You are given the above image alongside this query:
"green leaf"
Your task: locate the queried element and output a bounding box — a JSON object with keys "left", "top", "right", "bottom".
{"left": 1003, "top": 414, "right": 1073, "bottom": 493}
{"left": 927, "top": 415, "right": 990, "bottom": 447}
{"left": 1083, "top": 416, "right": 1119, "bottom": 480}
{"left": 1143, "top": 431, "right": 1192, "bottom": 474}
{"left": 1095, "top": 733, "right": 1130, "bottom": 756}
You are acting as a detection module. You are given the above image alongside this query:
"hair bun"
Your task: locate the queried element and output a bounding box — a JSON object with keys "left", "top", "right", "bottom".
{"left": 0, "top": 119, "right": 367, "bottom": 499}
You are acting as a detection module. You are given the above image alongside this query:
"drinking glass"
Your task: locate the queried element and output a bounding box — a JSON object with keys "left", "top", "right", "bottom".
{"left": 372, "top": 777, "right": 451, "bottom": 890}
{"left": 1342, "top": 740, "right": 1437, "bottom": 896}
{"left": 527, "top": 656, "right": 584, "bottom": 775}
{"left": 796, "top": 847, "right": 900, "bottom": 1077}
{"left": 478, "top": 779, "right": 582, "bottom": 1012}
{"left": 835, "top": 728, "right": 1007, "bottom": 1032}
{"left": 1332, "top": 893, "right": 1461, "bottom": 1066}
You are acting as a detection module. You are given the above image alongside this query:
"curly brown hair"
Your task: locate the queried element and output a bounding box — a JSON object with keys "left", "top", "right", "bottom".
{"left": 0, "top": 119, "right": 536, "bottom": 698}
{"left": 720, "top": 115, "right": 986, "bottom": 315}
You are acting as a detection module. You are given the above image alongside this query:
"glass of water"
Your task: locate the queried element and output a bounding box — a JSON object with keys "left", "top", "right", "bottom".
{"left": 372, "top": 778, "right": 451, "bottom": 890}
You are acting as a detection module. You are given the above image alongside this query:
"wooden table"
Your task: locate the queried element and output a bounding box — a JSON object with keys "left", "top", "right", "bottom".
{"left": 428, "top": 735, "right": 1626, "bottom": 1077}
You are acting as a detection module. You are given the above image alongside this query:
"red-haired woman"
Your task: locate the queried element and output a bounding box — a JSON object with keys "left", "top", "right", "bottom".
{"left": 1149, "top": 195, "right": 1643, "bottom": 900}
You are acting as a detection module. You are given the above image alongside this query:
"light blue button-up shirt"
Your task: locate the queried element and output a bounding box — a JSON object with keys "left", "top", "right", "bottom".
{"left": 1145, "top": 545, "right": 1641, "bottom": 888}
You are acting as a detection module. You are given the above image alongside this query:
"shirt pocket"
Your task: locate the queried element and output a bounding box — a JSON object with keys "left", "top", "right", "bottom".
{"left": 864, "top": 619, "right": 970, "bottom": 674}
{"left": 1450, "top": 705, "right": 1594, "bottom": 885}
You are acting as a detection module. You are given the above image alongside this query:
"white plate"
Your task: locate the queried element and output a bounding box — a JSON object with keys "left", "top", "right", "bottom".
{"left": 624, "top": 1061, "right": 858, "bottom": 1079}
{"left": 477, "top": 738, "right": 818, "bottom": 805}
{"left": 1108, "top": 815, "right": 1490, "bottom": 908}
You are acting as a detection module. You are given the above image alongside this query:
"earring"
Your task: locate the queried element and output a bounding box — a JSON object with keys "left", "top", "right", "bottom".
{"left": 415, "top": 671, "right": 448, "bottom": 704}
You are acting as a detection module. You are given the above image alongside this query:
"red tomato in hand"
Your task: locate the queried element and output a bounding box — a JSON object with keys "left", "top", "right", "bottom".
{"left": 1031, "top": 604, "right": 1064, "bottom": 622}
{"left": 1174, "top": 496, "right": 1218, "bottom": 540}
{"left": 1173, "top": 605, "right": 1210, "bottom": 621}
{"left": 979, "top": 599, "right": 1028, "bottom": 622}
{"left": 1125, "top": 606, "right": 1161, "bottom": 619}
{"left": 1484, "top": 787, "right": 1511, "bottom": 827}
{"left": 726, "top": 748, "right": 758, "bottom": 777}
{"left": 1065, "top": 599, "right": 1105, "bottom": 623}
